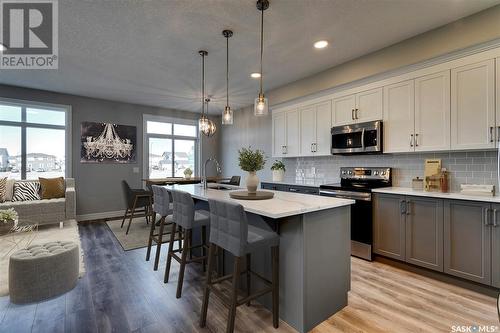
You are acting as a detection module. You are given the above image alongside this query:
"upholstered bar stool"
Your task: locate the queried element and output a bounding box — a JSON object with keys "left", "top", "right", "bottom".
{"left": 164, "top": 189, "right": 210, "bottom": 298}
{"left": 200, "top": 199, "right": 280, "bottom": 333}
{"left": 146, "top": 185, "right": 182, "bottom": 270}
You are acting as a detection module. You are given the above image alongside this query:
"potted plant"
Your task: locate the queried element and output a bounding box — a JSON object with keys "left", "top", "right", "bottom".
{"left": 271, "top": 160, "right": 286, "bottom": 182}
{"left": 238, "top": 147, "right": 266, "bottom": 193}
{"left": 0, "top": 208, "right": 18, "bottom": 235}
{"left": 183, "top": 167, "right": 193, "bottom": 179}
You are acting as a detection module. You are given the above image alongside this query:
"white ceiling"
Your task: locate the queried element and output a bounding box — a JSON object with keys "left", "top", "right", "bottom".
{"left": 1, "top": 0, "right": 499, "bottom": 114}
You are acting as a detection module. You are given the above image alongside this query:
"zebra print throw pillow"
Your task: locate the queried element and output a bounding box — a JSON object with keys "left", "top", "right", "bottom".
{"left": 12, "top": 181, "right": 41, "bottom": 201}
{"left": 0, "top": 177, "right": 6, "bottom": 202}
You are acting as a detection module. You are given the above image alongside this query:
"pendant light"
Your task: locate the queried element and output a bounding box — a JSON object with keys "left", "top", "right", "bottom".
{"left": 204, "top": 98, "right": 217, "bottom": 137}
{"left": 198, "top": 50, "right": 216, "bottom": 136}
{"left": 222, "top": 29, "right": 233, "bottom": 125}
{"left": 254, "top": 0, "right": 269, "bottom": 116}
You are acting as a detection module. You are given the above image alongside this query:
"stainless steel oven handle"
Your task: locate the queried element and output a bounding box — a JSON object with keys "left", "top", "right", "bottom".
{"left": 319, "top": 189, "right": 371, "bottom": 201}
{"left": 361, "top": 128, "right": 365, "bottom": 150}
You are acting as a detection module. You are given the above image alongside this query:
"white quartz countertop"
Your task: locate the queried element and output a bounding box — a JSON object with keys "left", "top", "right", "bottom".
{"left": 372, "top": 187, "right": 500, "bottom": 203}
{"left": 166, "top": 184, "right": 354, "bottom": 219}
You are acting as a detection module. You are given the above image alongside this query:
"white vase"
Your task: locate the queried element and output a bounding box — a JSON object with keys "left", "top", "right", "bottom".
{"left": 272, "top": 169, "right": 284, "bottom": 182}
{"left": 246, "top": 171, "right": 259, "bottom": 194}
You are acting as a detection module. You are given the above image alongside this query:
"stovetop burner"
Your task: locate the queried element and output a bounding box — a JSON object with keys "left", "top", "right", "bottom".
{"left": 320, "top": 167, "right": 392, "bottom": 192}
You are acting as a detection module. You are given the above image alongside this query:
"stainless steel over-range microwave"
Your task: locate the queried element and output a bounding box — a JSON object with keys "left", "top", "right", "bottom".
{"left": 331, "top": 120, "right": 383, "bottom": 155}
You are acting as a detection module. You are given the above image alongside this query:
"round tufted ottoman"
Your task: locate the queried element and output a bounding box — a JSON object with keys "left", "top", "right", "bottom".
{"left": 9, "top": 241, "right": 79, "bottom": 304}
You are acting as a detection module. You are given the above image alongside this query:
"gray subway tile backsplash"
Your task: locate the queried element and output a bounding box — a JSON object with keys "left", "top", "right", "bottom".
{"left": 283, "top": 150, "right": 499, "bottom": 191}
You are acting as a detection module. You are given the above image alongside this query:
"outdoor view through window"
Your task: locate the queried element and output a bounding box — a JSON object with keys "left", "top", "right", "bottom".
{"left": 146, "top": 120, "right": 197, "bottom": 178}
{"left": 0, "top": 102, "right": 67, "bottom": 180}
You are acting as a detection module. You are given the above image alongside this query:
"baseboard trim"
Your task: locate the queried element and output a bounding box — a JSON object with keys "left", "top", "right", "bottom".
{"left": 76, "top": 210, "right": 123, "bottom": 222}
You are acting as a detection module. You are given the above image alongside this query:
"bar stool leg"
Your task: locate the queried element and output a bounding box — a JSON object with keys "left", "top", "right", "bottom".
{"left": 177, "top": 226, "right": 182, "bottom": 250}
{"left": 227, "top": 256, "right": 242, "bottom": 333}
{"left": 202, "top": 226, "right": 207, "bottom": 272}
{"left": 200, "top": 243, "right": 216, "bottom": 328}
{"left": 164, "top": 222, "right": 177, "bottom": 283}
{"left": 120, "top": 208, "right": 129, "bottom": 228}
{"left": 146, "top": 215, "right": 158, "bottom": 261}
{"left": 153, "top": 216, "right": 166, "bottom": 270}
{"left": 271, "top": 245, "right": 280, "bottom": 328}
{"left": 176, "top": 228, "right": 191, "bottom": 298}
{"left": 246, "top": 253, "right": 251, "bottom": 306}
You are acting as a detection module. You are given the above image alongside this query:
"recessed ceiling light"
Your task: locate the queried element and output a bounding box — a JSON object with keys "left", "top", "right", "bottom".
{"left": 0, "top": 44, "right": 6, "bottom": 51}
{"left": 314, "top": 40, "right": 328, "bottom": 49}
{"left": 250, "top": 72, "right": 261, "bottom": 78}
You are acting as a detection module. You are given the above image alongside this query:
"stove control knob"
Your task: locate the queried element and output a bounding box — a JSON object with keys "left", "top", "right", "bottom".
{"left": 373, "top": 171, "right": 379, "bottom": 176}
{"left": 381, "top": 171, "right": 386, "bottom": 176}
{"left": 341, "top": 170, "right": 346, "bottom": 175}
{"left": 348, "top": 171, "right": 352, "bottom": 175}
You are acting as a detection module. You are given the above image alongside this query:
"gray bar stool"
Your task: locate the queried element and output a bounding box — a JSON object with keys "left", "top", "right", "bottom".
{"left": 200, "top": 199, "right": 280, "bottom": 333}
{"left": 146, "top": 185, "right": 182, "bottom": 270}
{"left": 164, "top": 189, "right": 210, "bottom": 298}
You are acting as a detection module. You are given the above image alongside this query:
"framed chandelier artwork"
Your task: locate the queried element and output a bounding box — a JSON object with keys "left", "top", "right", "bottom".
{"left": 80, "top": 122, "right": 137, "bottom": 163}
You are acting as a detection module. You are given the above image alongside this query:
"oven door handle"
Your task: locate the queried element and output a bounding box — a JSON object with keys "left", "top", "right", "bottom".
{"left": 319, "top": 189, "right": 372, "bottom": 201}
{"left": 361, "top": 128, "right": 365, "bottom": 151}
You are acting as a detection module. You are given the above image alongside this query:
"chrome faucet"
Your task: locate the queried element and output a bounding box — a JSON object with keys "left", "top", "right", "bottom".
{"left": 203, "top": 157, "right": 222, "bottom": 189}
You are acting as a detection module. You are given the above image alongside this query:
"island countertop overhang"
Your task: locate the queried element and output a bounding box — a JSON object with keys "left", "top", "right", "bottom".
{"left": 165, "top": 184, "right": 354, "bottom": 219}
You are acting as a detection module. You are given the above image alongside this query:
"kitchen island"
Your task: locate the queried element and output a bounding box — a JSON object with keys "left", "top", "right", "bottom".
{"left": 167, "top": 184, "right": 354, "bottom": 333}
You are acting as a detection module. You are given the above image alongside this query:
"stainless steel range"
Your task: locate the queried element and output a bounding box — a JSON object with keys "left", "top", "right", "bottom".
{"left": 319, "top": 167, "right": 392, "bottom": 261}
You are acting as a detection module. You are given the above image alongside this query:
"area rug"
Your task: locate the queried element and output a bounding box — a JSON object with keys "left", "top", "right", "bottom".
{"left": 0, "top": 220, "right": 86, "bottom": 296}
{"left": 106, "top": 216, "right": 180, "bottom": 251}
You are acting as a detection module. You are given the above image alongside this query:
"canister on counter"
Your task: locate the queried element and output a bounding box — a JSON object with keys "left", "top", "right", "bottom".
{"left": 412, "top": 177, "right": 424, "bottom": 191}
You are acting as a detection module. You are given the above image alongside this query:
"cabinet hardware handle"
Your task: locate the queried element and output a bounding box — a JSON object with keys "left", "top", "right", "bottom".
{"left": 289, "top": 188, "right": 298, "bottom": 192}
{"left": 490, "top": 127, "right": 494, "bottom": 143}
{"left": 410, "top": 134, "right": 414, "bottom": 147}
{"left": 497, "top": 126, "right": 500, "bottom": 143}
{"left": 405, "top": 200, "right": 411, "bottom": 215}
{"left": 484, "top": 208, "right": 491, "bottom": 226}
{"left": 351, "top": 109, "right": 355, "bottom": 120}
{"left": 494, "top": 209, "right": 498, "bottom": 227}
{"left": 415, "top": 134, "right": 419, "bottom": 147}
{"left": 311, "top": 143, "right": 314, "bottom": 153}
{"left": 313, "top": 143, "right": 317, "bottom": 152}
{"left": 400, "top": 200, "right": 406, "bottom": 215}
{"left": 355, "top": 108, "right": 359, "bottom": 120}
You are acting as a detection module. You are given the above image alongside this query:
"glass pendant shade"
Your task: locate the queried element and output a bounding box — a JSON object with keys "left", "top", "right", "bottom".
{"left": 254, "top": 93, "right": 268, "bottom": 116}
{"left": 222, "top": 106, "right": 233, "bottom": 125}
{"left": 199, "top": 114, "right": 210, "bottom": 133}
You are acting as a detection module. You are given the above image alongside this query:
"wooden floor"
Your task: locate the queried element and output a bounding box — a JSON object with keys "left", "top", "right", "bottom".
{"left": 0, "top": 221, "right": 498, "bottom": 333}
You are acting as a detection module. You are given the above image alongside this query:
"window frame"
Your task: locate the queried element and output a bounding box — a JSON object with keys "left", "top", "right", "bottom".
{"left": 0, "top": 97, "right": 72, "bottom": 179}
{"left": 143, "top": 114, "right": 199, "bottom": 180}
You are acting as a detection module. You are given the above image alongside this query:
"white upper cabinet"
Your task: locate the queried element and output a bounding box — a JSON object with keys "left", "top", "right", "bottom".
{"left": 332, "top": 88, "right": 383, "bottom": 126}
{"left": 355, "top": 87, "right": 383, "bottom": 123}
{"left": 272, "top": 111, "right": 286, "bottom": 157}
{"left": 414, "top": 71, "right": 451, "bottom": 152}
{"left": 451, "top": 59, "right": 495, "bottom": 150}
{"left": 299, "top": 105, "right": 316, "bottom": 156}
{"left": 332, "top": 94, "right": 355, "bottom": 126}
{"left": 496, "top": 57, "right": 500, "bottom": 146}
{"left": 315, "top": 101, "right": 333, "bottom": 155}
{"left": 383, "top": 80, "right": 415, "bottom": 153}
{"left": 299, "top": 100, "right": 332, "bottom": 156}
{"left": 285, "top": 109, "right": 300, "bottom": 157}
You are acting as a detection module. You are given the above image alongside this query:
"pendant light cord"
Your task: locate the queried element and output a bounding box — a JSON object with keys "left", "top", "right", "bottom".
{"left": 201, "top": 53, "right": 205, "bottom": 116}
{"left": 259, "top": 5, "right": 264, "bottom": 95}
{"left": 226, "top": 36, "right": 229, "bottom": 107}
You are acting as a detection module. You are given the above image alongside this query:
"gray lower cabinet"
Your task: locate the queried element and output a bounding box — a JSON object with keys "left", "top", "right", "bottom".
{"left": 374, "top": 194, "right": 443, "bottom": 271}
{"left": 373, "top": 194, "right": 406, "bottom": 261}
{"left": 444, "top": 200, "right": 491, "bottom": 285}
{"left": 492, "top": 204, "right": 500, "bottom": 288}
{"left": 405, "top": 197, "right": 444, "bottom": 272}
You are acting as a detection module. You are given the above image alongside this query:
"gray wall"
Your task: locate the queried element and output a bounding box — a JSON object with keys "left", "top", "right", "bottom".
{"left": 0, "top": 84, "right": 219, "bottom": 216}
{"left": 219, "top": 5, "right": 500, "bottom": 189}
{"left": 219, "top": 105, "right": 272, "bottom": 185}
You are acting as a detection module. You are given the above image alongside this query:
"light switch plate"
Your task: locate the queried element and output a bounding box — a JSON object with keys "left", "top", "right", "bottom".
{"left": 133, "top": 167, "right": 139, "bottom": 174}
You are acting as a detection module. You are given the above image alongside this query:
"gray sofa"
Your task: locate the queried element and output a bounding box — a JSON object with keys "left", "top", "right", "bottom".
{"left": 0, "top": 178, "right": 76, "bottom": 226}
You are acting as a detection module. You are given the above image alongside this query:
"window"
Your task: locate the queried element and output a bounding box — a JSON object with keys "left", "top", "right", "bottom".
{"left": 144, "top": 116, "right": 198, "bottom": 179}
{"left": 0, "top": 99, "right": 70, "bottom": 180}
